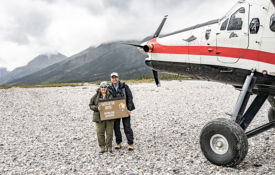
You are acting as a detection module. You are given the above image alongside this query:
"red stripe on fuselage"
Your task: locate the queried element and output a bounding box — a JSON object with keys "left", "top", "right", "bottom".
{"left": 148, "top": 38, "right": 275, "bottom": 65}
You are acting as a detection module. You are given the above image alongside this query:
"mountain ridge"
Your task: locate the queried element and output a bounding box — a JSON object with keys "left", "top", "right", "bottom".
{"left": 0, "top": 67, "right": 10, "bottom": 78}
{"left": 0, "top": 53, "right": 67, "bottom": 85}
{"left": 3, "top": 38, "right": 152, "bottom": 85}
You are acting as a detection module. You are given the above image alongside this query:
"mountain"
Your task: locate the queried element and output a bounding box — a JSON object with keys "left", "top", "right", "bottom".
{"left": 5, "top": 40, "right": 151, "bottom": 85}
{"left": 51, "top": 42, "right": 150, "bottom": 82}
{"left": 0, "top": 67, "right": 10, "bottom": 78}
{"left": 0, "top": 53, "right": 67, "bottom": 85}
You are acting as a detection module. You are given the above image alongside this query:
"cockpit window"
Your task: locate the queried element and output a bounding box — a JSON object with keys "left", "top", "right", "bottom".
{"left": 228, "top": 8, "right": 245, "bottom": 30}
{"left": 220, "top": 2, "right": 241, "bottom": 21}
{"left": 220, "top": 19, "right": 229, "bottom": 30}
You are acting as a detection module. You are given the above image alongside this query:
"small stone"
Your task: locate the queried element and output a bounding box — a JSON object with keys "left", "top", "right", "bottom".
{"left": 254, "top": 162, "right": 262, "bottom": 167}
{"left": 173, "top": 169, "right": 180, "bottom": 174}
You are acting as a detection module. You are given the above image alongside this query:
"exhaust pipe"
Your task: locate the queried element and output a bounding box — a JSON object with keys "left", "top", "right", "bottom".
{"left": 143, "top": 44, "right": 154, "bottom": 52}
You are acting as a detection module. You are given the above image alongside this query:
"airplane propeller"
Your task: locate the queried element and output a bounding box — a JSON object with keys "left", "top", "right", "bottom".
{"left": 121, "top": 15, "right": 168, "bottom": 87}
{"left": 150, "top": 15, "right": 168, "bottom": 87}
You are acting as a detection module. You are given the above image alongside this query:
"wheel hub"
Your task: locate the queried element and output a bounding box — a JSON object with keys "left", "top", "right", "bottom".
{"left": 210, "top": 134, "right": 229, "bottom": 155}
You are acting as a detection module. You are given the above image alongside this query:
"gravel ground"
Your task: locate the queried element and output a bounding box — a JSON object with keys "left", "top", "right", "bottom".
{"left": 0, "top": 81, "right": 275, "bottom": 174}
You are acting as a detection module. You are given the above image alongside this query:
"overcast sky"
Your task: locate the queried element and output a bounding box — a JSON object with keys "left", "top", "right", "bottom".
{"left": 0, "top": 0, "right": 236, "bottom": 71}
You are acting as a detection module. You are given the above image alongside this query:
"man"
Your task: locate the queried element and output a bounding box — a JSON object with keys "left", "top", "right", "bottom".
{"left": 108, "top": 72, "right": 135, "bottom": 150}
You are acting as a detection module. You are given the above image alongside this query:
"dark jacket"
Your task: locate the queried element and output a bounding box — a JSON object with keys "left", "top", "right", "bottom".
{"left": 89, "top": 88, "right": 113, "bottom": 123}
{"left": 108, "top": 81, "right": 135, "bottom": 111}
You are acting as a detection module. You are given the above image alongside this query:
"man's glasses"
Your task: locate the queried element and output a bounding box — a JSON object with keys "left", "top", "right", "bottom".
{"left": 101, "top": 87, "right": 107, "bottom": 89}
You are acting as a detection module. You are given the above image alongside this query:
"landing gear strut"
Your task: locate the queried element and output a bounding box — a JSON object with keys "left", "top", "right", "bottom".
{"left": 268, "top": 107, "right": 275, "bottom": 123}
{"left": 200, "top": 70, "right": 275, "bottom": 167}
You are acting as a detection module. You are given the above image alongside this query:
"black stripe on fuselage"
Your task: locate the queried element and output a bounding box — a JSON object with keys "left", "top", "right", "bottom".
{"left": 145, "top": 60, "right": 275, "bottom": 88}
{"left": 159, "top": 19, "right": 219, "bottom": 38}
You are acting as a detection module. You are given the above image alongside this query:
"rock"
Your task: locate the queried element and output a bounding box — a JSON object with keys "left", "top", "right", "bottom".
{"left": 173, "top": 169, "right": 180, "bottom": 174}
{"left": 0, "top": 81, "right": 273, "bottom": 174}
{"left": 254, "top": 162, "right": 262, "bottom": 167}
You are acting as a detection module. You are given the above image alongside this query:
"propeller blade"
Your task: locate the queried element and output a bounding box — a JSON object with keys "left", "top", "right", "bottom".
{"left": 119, "top": 42, "right": 154, "bottom": 54}
{"left": 120, "top": 43, "right": 144, "bottom": 49}
{"left": 152, "top": 15, "right": 168, "bottom": 39}
{"left": 152, "top": 70, "right": 161, "bottom": 87}
{"left": 121, "top": 15, "right": 168, "bottom": 88}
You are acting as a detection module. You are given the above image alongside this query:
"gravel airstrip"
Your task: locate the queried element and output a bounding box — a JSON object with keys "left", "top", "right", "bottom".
{"left": 0, "top": 81, "right": 275, "bottom": 174}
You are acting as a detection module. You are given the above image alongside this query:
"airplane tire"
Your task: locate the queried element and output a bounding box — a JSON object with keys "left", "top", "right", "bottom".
{"left": 268, "top": 107, "right": 275, "bottom": 123}
{"left": 200, "top": 118, "right": 248, "bottom": 167}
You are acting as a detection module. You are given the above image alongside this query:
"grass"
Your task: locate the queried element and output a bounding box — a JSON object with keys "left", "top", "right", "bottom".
{"left": 0, "top": 73, "right": 195, "bottom": 89}
{"left": 0, "top": 83, "right": 81, "bottom": 89}
{"left": 135, "top": 73, "right": 193, "bottom": 81}
{"left": 91, "top": 73, "right": 194, "bottom": 85}
{"left": 91, "top": 79, "right": 155, "bottom": 85}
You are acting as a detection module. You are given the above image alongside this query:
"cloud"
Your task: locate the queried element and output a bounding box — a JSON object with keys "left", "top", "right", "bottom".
{"left": 102, "top": 0, "right": 133, "bottom": 9}
{"left": 39, "top": 0, "right": 57, "bottom": 3}
{"left": 0, "top": 58, "right": 8, "bottom": 67}
{"left": 0, "top": 0, "right": 236, "bottom": 71}
{"left": 0, "top": 0, "right": 52, "bottom": 45}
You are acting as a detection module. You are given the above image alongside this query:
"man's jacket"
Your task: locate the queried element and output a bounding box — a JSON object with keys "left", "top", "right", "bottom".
{"left": 108, "top": 81, "right": 135, "bottom": 111}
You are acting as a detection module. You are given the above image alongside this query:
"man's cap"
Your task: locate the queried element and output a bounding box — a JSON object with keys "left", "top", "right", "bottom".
{"left": 111, "top": 72, "right": 119, "bottom": 77}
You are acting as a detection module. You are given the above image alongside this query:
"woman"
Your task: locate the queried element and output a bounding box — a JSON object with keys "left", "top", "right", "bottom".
{"left": 89, "top": 81, "right": 114, "bottom": 153}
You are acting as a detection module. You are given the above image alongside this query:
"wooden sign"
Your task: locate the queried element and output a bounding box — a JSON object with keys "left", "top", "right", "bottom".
{"left": 98, "top": 97, "right": 128, "bottom": 121}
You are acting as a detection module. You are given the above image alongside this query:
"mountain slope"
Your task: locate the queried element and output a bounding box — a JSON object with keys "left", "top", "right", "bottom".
{"left": 7, "top": 40, "right": 151, "bottom": 85}
{"left": 57, "top": 42, "right": 150, "bottom": 82}
{"left": 5, "top": 42, "right": 127, "bottom": 85}
{"left": 0, "top": 53, "right": 67, "bottom": 85}
{"left": 0, "top": 67, "right": 10, "bottom": 78}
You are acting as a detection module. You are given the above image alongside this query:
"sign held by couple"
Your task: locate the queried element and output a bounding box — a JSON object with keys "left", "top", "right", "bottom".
{"left": 98, "top": 97, "right": 128, "bottom": 121}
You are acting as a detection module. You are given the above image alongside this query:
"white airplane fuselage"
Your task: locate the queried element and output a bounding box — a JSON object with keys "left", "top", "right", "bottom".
{"left": 136, "top": 0, "right": 275, "bottom": 167}
{"left": 145, "top": 0, "right": 275, "bottom": 87}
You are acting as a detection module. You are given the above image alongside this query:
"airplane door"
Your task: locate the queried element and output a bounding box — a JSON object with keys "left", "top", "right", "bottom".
{"left": 217, "top": 3, "right": 250, "bottom": 63}
{"left": 188, "top": 27, "right": 204, "bottom": 79}
{"left": 249, "top": 3, "right": 268, "bottom": 72}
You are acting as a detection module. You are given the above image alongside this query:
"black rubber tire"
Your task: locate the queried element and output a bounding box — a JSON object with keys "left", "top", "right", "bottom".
{"left": 200, "top": 118, "right": 248, "bottom": 167}
{"left": 268, "top": 107, "right": 275, "bottom": 122}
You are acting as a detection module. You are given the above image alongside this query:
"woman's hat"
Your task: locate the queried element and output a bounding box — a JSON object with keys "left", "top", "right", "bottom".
{"left": 99, "top": 81, "right": 108, "bottom": 88}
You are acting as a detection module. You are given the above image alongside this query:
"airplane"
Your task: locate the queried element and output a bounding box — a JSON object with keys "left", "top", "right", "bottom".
{"left": 124, "top": 0, "right": 275, "bottom": 167}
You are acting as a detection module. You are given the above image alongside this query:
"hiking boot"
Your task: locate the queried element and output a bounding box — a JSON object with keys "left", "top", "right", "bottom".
{"left": 108, "top": 147, "right": 112, "bottom": 153}
{"left": 128, "top": 144, "right": 134, "bottom": 151}
{"left": 100, "top": 147, "right": 105, "bottom": 153}
{"left": 115, "top": 143, "right": 122, "bottom": 149}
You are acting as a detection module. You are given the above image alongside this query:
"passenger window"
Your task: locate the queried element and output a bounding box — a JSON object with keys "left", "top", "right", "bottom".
{"left": 250, "top": 18, "right": 260, "bottom": 34}
{"left": 270, "top": 14, "right": 275, "bottom": 32}
{"left": 220, "top": 19, "right": 229, "bottom": 30}
{"left": 228, "top": 7, "right": 245, "bottom": 31}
